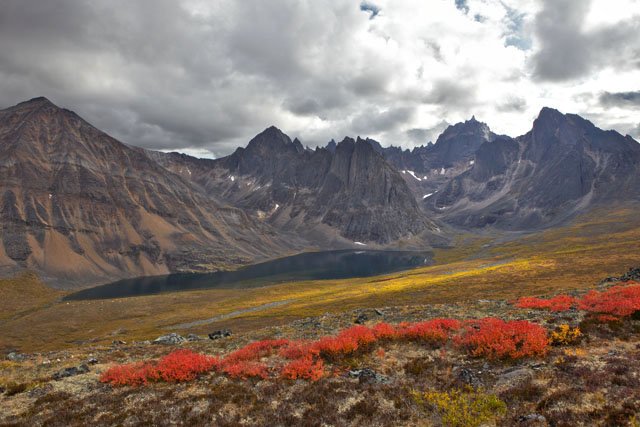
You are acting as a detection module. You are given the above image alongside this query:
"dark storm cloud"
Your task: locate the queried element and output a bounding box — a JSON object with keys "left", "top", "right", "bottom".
{"left": 599, "top": 91, "right": 640, "bottom": 107}
{"left": 532, "top": 0, "right": 640, "bottom": 81}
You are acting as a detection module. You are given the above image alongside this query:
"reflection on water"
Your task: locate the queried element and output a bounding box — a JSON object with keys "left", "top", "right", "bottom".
{"left": 65, "top": 249, "right": 432, "bottom": 300}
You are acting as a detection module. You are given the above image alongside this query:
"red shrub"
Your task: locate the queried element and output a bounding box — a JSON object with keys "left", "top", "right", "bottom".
{"left": 371, "top": 322, "right": 398, "bottom": 340}
{"left": 516, "top": 295, "right": 576, "bottom": 312}
{"left": 281, "top": 356, "right": 324, "bottom": 381}
{"left": 312, "top": 325, "right": 376, "bottom": 358}
{"left": 279, "top": 341, "right": 319, "bottom": 360}
{"left": 578, "top": 284, "right": 640, "bottom": 317}
{"left": 223, "top": 339, "right": 290, "bottom": 364}
{"left": 222, "top": 360, "right": 268, "bottom": 379}
{"left": 398, "top": 318, "right": 461, "bottom": 344}
{"left": 456, "top": 318, "right": 548, "bottom": 360}
{"left": 100, "top": 350, "right": 219, "bottom": 386}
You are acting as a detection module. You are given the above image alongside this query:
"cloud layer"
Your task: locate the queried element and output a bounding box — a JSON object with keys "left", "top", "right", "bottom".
{"left": 0, "top": 0, "right": 639, "bottom": 157}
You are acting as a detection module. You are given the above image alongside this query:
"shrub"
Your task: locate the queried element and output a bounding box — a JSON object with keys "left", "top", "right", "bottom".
{"left": 100, "top": 350, "right": 219, "bottom": 386}
{"left": 371, "top": 322, "right": 398, "bottom": 340}
{"left": 413, "top": 387, "right": 506, "bottom": 427}
{"left": 281, "top": 356, "right": 324, "bottom": 381}
{"left": 578, "top": 285, "right": 640, "bottom": 318}
{"left": 516, "top": 295, "right": 576, "bottom": 311}
{"left": 222, "top": 360, "right": 269, "bottom": 379}
{"left": 398, "top": 318, "right": 461, "bottom": 344}
{"left": 223, "top": 339, "right": 290, "bottom": 364}
{"left": 312, "top": 325, "right": 376, "bottom": 358}
{"left": 549, "top": 324, "right": 582, "bottom": 346}
{"left": 456, "top": 318, "right": 548, "bottom": 360}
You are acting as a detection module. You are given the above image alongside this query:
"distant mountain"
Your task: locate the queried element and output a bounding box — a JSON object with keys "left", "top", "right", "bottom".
{"left": 0, "top": 98, "right": 298, "bottom": 287}
{"left": 156, "top": 127, "right": 442, "bottom": 245}
{"left": 429, "top": 107, "right": 640, "bottom": 228}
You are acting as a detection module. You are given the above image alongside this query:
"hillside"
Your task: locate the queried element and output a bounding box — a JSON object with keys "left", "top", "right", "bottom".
{"left": 0, "top": 98, "right": 302, "bottom": 287}
{"left": 1, "top": 275, "right": 639, "bottom": 426}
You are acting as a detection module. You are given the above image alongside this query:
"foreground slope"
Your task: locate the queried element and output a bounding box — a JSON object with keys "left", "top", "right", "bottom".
{"left": 0, "top": 98, "right": 297, "bottom": 287}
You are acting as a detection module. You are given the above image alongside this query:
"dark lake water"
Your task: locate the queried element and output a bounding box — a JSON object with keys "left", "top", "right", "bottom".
{"left": 65, "top": 249, "right": 432, "bottom": 300}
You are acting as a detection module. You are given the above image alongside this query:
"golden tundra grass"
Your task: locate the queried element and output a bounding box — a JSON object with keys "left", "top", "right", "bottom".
{"left": 1, "top": 206, "right": 639, "bottom": 352}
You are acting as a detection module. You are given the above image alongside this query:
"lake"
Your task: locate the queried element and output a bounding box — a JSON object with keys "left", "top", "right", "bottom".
{"left": 65, "top": 249, "right": 432, "bottom": 300}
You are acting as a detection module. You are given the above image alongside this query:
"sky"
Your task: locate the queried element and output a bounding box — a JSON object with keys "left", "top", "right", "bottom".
{"left": 0, "top": 0, "right": 639, "bottom": 158}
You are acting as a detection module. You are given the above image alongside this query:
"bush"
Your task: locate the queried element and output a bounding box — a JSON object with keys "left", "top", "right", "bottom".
{"left": 578, "top": 285, "right": 640, "bottom": 318}
{"left": 221, "top": 360, "right": 269, "bottom": 380}
{"left": 413, "top": 387, "right": 506, "bottom": 427}
{"left": 516, "top": 295, "right": 576, "bottom": 312}
{"left": 397, "top": 319, "right": 461, "bottom": 344}
{"left": 456, "top": 318, "right": 549, "bottom": 360}
{"left": 549, "top": 324, "right": 582, "bottom": 346}
{"left": 281, "top": 356, "right": 324, "bottom": 381}
{"left": 100, "top": 350, "right": 219, "bottom": 386}
{"left": 312, "top": 325, "right": 377, "bottom": 359}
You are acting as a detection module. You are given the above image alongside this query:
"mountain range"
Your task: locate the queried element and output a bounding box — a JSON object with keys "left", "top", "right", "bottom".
{"left": 1, "top": 97, "right": 638, "bottom": 287}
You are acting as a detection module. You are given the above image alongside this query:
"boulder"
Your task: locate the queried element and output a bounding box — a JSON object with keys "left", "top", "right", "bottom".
{"left": 208, "top": 330, "right": 232, "bottom": 340}
{"left": 52, "top": 364, "right": 90, "bottom": 380}
{"left": 348, "top": 368, "right": 389, "bottom": 385}
{"left": 152, "top": 333, "right": 186, "bottom": 345}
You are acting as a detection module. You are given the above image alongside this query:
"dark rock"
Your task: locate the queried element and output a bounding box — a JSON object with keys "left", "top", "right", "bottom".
{"left": 454, "top": 367, "right": 482, "bottom": 388}
{"left": 348, "top": 368, "right": 389, "bottom": 385}
{"left": 86, "top": 357, "right": 99, "bottom": 365}
{"left": 111, "top": 340, "right": 126, "bottom": 346}
{"left": 187, "top": 334, "right": 203, "bottom": 341}
{"left": 354, "top": 313, "right": 369, "bottom": 324}
{"left": 208, "top": 330, "right": 232, "bottom": 340}
{"left": 7, "top": 352, "right": 26, "bottom": 362}
{"left": 517, "top": 413, "right": 547, "bottom": 424}
{"left": 153, "top": 333, "right": 186, "bottom": 345}
{"left": 374, "top": 309, "right": 384, "bottom": 316}
{"left": 52, "top": 364, "right": 90, "bottom": 380}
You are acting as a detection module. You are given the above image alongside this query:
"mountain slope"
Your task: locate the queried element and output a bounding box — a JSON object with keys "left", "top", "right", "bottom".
{"left": 153, "top": 127, "right": 443, "bottom": 245}
{"left": 0, "top": 98, "right": 298, "bottom": 287}
{"left": 429, "top": 108, "right": 640, "bottom": 228}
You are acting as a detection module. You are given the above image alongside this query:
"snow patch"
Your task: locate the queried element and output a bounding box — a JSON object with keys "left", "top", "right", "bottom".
{"left": 229, "top": 176, "right": 235, "bottom": 182}
{"left": 406, "top": 170, "right": 422, "bottom": 181}
{"left": 469, "top": 160, "right": 475, "bottom": 165}
{"left": 440, "top": 167, "right": 445, "bottom": 175}
{"left": 354, "top": 241, "right": 366, "bottom": 246}
{"left": 48, "top": 194, "right": 53, "bottom": 199}
{"left": 422, "top": 193, "right": 434, "bottom": 199}
{"left": 274, "top": 203, "right": 280, "bottom": 210}
{"left": 187, "top": 168, "right": 192, "bottom": 175}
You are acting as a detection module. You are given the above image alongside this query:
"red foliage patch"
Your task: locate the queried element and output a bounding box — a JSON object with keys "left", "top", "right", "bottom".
{"left": 516, "top": 295, "right": 577, "bottom": 312}
{"left": 456, "top": 318, "right": 549, "bottom": 360}
{"left": 221, "top": 360, "right": 269, "bottom": 379}
{"left": 397, "top": 318, "right": 462, "bottom": 343}
{"left": 578, "top": 284, "right": 640, "bottom": 317}
{"left": 99, "top": 350, "right": 219, "bottom": 386}
{"left": 311, "top": 325, "right": 377, "bottom": 358}
{"left": 281, "top": 356, "right": 325, "bottom": 381}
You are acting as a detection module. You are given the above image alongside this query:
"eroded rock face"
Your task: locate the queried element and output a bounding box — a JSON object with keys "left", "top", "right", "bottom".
{"left": 0, "top": 98, "right": 298, "bottom": 288}
{"left": 153, "top": 127, "right": 441, "bottom": 245}
{"left": 427, "top": 108, "right": 640, "bottom": 229}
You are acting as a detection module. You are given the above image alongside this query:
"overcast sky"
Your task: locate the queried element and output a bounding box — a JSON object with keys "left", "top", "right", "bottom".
{"left": 1, "top": 0, "right": 639, "bottom": 157}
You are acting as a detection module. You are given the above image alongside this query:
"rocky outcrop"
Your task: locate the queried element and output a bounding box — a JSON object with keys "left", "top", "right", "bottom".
{"left": 427, "top": 108, "right": 640, "bottom": 229}
{"left": 155, "top": 127, "right": 441, "bottom": 245}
